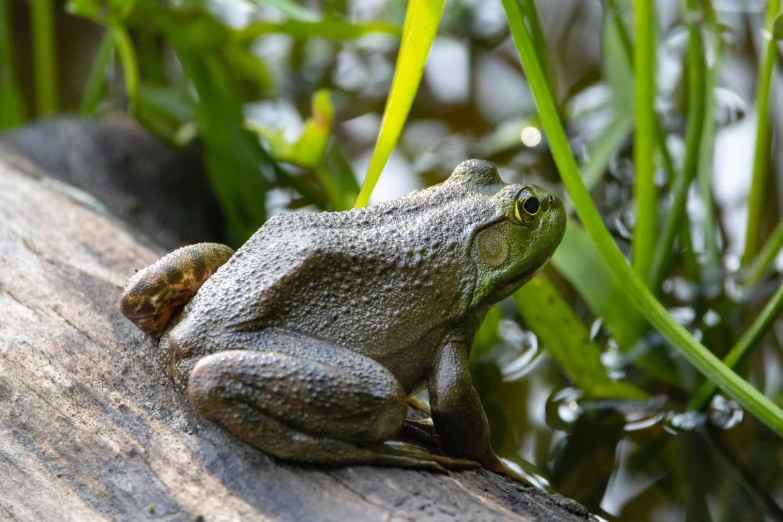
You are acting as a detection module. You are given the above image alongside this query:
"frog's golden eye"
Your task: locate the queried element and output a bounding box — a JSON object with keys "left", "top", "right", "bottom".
{"left": 515, "top": 194, "right": 540, "bottom": 222}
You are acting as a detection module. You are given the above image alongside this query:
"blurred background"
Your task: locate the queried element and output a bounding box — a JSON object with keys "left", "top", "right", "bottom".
{"left": 2, "top": 0, "right": 783, "bottom": 520}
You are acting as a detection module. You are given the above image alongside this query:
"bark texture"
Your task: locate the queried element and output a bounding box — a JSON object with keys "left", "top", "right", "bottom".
{"left": 0, "top": 140, "right": 589, "bottom": 522}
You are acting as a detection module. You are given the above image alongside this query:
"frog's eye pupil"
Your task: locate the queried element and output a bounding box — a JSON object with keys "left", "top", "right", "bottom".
{"left": 523, "top": 196, "right": 540, "bottom": 215}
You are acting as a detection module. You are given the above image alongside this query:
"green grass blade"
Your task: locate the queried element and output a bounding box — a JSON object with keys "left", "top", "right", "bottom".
{"left": 515, "top": 276, "right": 647, "bottom": 400}
{"left": 690, "top": 282, "right": 783, "bottom": 411}
{"left": 139, "top": 31, "right": 166, "bottom": 85}
{"left": 324, "top": 142, "right": 360, "bottom": 206}
{"left": 520, "top": 0, "right": 557, "bottom": 97}
{"left": 649, "top": 0, "right": 707, "bottom": 292}
{"left": 552, "top": 224, "right": 646, "bottom": 352}
{"left": 81, "top": 30, "right": 116, "bottom": 114}
{"left": 605, "top": 0, "right": 634, "bottom": 67}
{"left": 30, "top": 0, "right": 57, "bottom": 117}
{"left": 185, "top": 53, "right": 269, "bottom": 243}
{"left": 604, "top": 0, "right": 677, "bottom": 199}
{"left": 631, "top": 0, "right": 657, "bottom": 284}
{"left": 743, "top": 221, "right": 783, "bottom": 286}
{"left": 113, "top": 26, "right": 140, "bottom": 114}
{"left": 501, "top": 0, "right": 783, "bottom": 437}
{"left": 558, "top": 116, "right": 686, "bottom": 386}
{"left": 696, "top": 0, "right": 724, "bottom": 283}
{"left": 743, "top": 0, "right": 782, "bottom": 266}
{"left": 237, "top": 19, "right": 400, "bottom": 42}
{"left": 0, "top": 0, "right": 26, "bottom": 128}
{"left": 580, "top": 112, "right": 633, "bottom": 190}
{"left": 553, "top": 224, "right": 684, "bottom": 388}
{"left": 354, "top": 0, "right": 445, "bottom": 207}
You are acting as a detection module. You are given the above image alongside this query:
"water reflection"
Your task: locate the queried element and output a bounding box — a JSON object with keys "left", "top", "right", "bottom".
{"left": 709, "top": 395, "right": 745, "bottom": 430}
{"left": 498, "top": 319, "right": 543, "bottom": 381}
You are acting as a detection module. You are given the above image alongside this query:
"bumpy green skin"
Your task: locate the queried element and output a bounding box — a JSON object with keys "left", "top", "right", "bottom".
{"left": 120, "top": 159, "right": 566, "bottom": 480}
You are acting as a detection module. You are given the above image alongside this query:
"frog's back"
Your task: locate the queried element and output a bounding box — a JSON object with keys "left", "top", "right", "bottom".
{"left": 173, "top": 188, "right": 496, "bottom": 389}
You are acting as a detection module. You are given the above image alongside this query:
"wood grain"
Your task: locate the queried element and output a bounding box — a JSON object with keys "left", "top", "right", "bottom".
{"left": 0, "top": 144, "right": 588, "bottom": 522}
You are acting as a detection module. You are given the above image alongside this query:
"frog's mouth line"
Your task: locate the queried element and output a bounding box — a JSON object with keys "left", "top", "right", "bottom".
{"left": 503, "top": 252, "right": 553, "bottom": 288}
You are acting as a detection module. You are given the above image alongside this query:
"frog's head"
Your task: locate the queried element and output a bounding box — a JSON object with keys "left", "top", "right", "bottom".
{"left": 445, "top": 160, "right": 566, "bottom": 311}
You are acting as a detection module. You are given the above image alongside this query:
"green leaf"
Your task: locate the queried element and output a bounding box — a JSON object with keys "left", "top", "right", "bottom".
{"left": 742, "top": 221, "right": 783, "bottom": 286}
{"left": 322, "top": 142, "right": 360, "bottom": 211}
{"left": 246, "top": 91, "right": 333, "bottom": 169}
{"left": 552, "top": 224, "right": 683, "bottom": 388}
{"left": 248, "top": 90, "right": 353, "bottom": 210}
{"left": 287, "top": 90, "right": 334, "bottom": 168}
{"left": 138, "top": 84, "right": 196, "bottom": 123}
{"left": 183, "top": 52, "right": 269, "bottom": 243}
{"left": 519, "top": 0, "right": 557, "bottom": 96}
{"left": 552, "top": 224, "right": 645, "bottom": 351}
{"left": 112, "top": 26, "right": 140, "bottom": 113}
{"left": 630, "top": 0, "right": 657, "bottom": 284}
{"left": 501, "top": 0, "right": 783, "bottom": 437}
{"left": 579, "top": 113, "right": 633, "bottom": 190}
{"left": 220, "top": 43, "right": 276, "bottom": 100}
{"left": 0, "top": 0, "right": 27, "bottom": 128}
{"left": 697, "top": 5, "right": 725, "bottom": 283}
{"left": 237, "top": 19, "right": 400, "bottom": 42}
{"left": 31, "top": 0, "right": 58, "bottom": 117}
{"left": 744, "top": 0, "right": 782, "bottom": 264}
{"left": 80, "top": 30, "right": 115, "bottom": 115}
{"left": 690, "top": 282, "right": 783, "bottom": 411}
{"left": 471, "top": 304, "right": 503, "bottom": 358}
{"left": 354, "top": 0, "right": 446, "bottom": 207}
{"left": 649, "top": 1, "right": 707, "bottom": 292}
{"left": 66, "top": 0, "right": 140, "bottom": 24}
{"left": 138, "top": 1, "right": 270, "bottom": 243}
{"left": 773, "top": 12, "right": 783, "bottom": 40}
{"left": 514, "top": 276, "right": 647, "bottom": 400}
{"left": 601, "top": 6, "right": 634, "bottom": 114}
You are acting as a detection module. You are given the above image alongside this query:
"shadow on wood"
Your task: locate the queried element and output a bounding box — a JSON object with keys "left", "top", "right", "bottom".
{"left": 0, "top": 129, "right": 589, "bottom": 522}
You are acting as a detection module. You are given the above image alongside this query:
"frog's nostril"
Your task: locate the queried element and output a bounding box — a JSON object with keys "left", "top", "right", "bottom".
{"left": 548, "top": 195, "right": 555, "bottom": 204}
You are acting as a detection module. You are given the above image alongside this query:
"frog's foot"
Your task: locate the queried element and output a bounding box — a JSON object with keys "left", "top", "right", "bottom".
{"left": 120, "top": 243, "right": 234, "bottom": 337}
{"left": 376, "top": 440, "right": 478, "bottom": 471}
{"left": 400, "top": 418, "right": 444, "bottom": 449}
{"left": 205, "top": 399, "right": 464, "bottom": 473}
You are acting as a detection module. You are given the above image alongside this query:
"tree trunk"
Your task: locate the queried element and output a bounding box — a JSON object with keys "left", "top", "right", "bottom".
{"left": 0, "top": 138, "right": 589, "bottom": 522}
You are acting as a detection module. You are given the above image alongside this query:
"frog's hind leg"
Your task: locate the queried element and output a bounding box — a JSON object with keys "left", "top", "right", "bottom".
{"left": 186, "top": 343, "right": 478, "bottom": 471}
{"left": 120, "top": 243, "right": 234, "bottom": 337}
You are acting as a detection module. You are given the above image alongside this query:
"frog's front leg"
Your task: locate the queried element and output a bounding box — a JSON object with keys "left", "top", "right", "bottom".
{"left": 429, "top": 341, "right": 530, "bottom": 484}
{"left": 184, "top": 330, "right": 478, "bottom": 472}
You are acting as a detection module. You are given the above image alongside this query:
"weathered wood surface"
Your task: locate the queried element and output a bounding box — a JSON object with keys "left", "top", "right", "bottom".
{"left": 0, "top": 142, "right": 589, "bottom": 522}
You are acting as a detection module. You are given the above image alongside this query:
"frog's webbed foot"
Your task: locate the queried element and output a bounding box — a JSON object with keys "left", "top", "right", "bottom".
{"left": 120, "top": 243, "right": 234, "bottom": 337}
{"left": 374, "top": 440, "right": 478, "bottom": 471}
{"left": 400, "top": 418, "right": 444, "bottom": 450}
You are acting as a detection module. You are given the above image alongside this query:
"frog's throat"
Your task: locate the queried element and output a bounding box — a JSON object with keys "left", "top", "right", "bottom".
{"left": 467, "top": 252, "right": 553, "bottom": 311}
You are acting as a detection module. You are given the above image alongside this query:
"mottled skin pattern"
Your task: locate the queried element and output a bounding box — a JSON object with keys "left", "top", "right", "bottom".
{"left": 121, "top": 243, "right": 234, "bottom": 337}
{"left": 120, "top": 159, "right": 566, "bottom": 481}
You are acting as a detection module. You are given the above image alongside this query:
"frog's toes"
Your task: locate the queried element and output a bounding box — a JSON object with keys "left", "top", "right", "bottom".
{"left": 380, "top": 441, "right": 480, "bottom": 470}
{"left": 120, "top": 243, "right": 234, "bottom": 337}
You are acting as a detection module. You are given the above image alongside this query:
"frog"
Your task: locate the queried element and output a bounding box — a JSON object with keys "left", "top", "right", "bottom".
{"left": 120, "top": 159, "right": 566, "bottom": 482}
